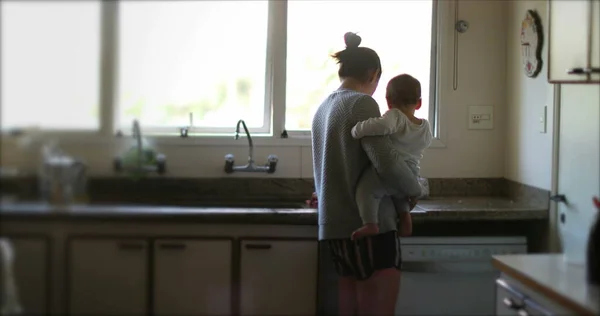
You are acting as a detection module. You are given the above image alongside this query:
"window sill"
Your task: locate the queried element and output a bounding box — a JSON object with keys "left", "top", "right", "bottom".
{"left": 2, "top": 132, "right": 446, "bottom": 148}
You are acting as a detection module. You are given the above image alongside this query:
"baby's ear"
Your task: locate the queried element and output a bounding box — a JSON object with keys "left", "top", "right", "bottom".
{"left": 415, "top": 99, "right": 423, "bottom": 110}
{"left": 385, "top": 99, "right": 393, "bottom": 110}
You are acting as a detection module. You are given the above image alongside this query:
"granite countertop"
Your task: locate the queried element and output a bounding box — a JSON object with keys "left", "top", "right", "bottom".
{"left": 492, "top": 254, "right": 599, "bottom": 316}
{"left": 0, "top": 197, "right": 547, "bottom": 225}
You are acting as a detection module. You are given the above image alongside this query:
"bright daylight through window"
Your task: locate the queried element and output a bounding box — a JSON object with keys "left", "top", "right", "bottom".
{"left": 285, "top": 0, "right": 435, "bottom": 131}
{"left": 1, "top": 0, "right": 436, "bottom": 137}
{"left": 1, "top": 1, "right": 101, "bottom": 130}
{"left": 117, "top": 1, "right": 268, "bottom": 133}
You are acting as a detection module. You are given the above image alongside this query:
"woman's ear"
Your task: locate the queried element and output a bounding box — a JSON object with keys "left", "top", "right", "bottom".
{"left": 369, "top": 69, "right": 380, "bottom": 84}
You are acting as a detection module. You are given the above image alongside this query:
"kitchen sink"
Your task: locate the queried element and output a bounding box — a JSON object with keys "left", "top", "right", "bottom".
{"left": 176, "top": 201, "right": 308, "bottom": 209}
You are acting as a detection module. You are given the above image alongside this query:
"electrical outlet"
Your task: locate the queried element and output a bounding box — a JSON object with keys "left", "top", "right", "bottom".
{"left": 468, "top": 105, "right": 494, "bottom": 130}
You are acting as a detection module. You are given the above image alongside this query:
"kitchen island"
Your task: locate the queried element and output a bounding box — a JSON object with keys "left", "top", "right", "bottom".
{"left": 493, "top": 254, "right": 599, "bottom": 316}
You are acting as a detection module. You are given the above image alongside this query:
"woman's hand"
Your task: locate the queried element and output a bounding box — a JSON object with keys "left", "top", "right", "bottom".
{"left": 306, "top": 192, "right": 318, "bottom": 208}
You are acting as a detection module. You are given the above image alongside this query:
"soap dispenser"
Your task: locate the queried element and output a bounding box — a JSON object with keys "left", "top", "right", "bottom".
{"left": 587, "top": 196, "right": 600, "bottom": 285}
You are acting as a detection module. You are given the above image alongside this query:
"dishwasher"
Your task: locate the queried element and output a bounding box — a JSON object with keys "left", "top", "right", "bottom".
{"left": 395, "top": 237, "right": 527, "bottom": 316}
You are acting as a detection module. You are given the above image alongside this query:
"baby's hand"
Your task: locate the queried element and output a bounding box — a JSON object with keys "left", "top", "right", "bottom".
{"left": 351, "top": 223, "right": 379, "bottom": 240}
{"left": 305, "top": 192, "right": 318, "bottom": 208}
{"left": 408, "top": 196, "right": 418, "bottom": 210}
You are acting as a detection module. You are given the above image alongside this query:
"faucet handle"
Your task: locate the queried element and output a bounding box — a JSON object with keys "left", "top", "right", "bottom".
{"left": 224, "top": 154, "right": 235, "bottom": 174}
{"left": 266, "top": 155, "right": 278, "bottom": 174}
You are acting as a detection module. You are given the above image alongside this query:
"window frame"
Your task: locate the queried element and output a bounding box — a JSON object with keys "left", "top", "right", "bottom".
{"left": 1, "top": 0, "right": 443, "bottom": 148}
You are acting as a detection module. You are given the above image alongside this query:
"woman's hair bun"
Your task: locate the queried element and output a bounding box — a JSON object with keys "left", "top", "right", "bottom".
{"left": 343, "top": 32, "right": 361, "bottom": 48}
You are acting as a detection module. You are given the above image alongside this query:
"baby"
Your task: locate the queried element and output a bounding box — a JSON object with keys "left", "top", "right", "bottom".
{"left": 351, "top": 74, "right": 433, "bottom": 240}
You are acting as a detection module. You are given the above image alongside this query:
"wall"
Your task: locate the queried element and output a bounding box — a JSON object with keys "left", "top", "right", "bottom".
{"left": 0, "top": 1, "right": 508, "bottom": 179}
{"left": 504, "top": 0, "right": 554, "bottom": 191}
{"left": 504, "top": 0, "right": 557, "bottom": 252}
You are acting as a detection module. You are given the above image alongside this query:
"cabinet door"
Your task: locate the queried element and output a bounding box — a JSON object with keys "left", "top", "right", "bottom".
{"left": 68, "top": 239, "right": 148, "bottom": 315}
{"left": 556, "top": 84, "right": 600, "bottom": 265}
{"left": 240, "top": 240, "right": 318, "bottom": 316}
{"left": 153, "top": 239, "right": 232, "bottom": 316}
{"left": 1, "top": 237, "right": 48, "bottom": 315}
{"left": 548, "top": 0, "right": 592, "bottom": 82}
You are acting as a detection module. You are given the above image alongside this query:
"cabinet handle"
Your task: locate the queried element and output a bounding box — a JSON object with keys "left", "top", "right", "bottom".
{"left": 517, "top": 309, "right": 529, "bottom": 316}
{"left": 503, "top": 297, "right": 524, "bottom": 310}
{"left": 245, "top": 244, "right": 272, "bottom": 250}
{"left": 567, "top": 67, "right": 600, "bottom": 75}
{"left": 550, "top": 194, "right": 568, "bottom": 204}
{"left": 118, "top": 242, "right": 145, "bottom": 250}
{"left": 159, "top": 243, "right": 186, "bottom": 250}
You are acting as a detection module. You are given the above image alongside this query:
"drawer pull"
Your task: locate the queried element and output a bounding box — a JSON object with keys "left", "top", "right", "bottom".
{"left": 503, "top": 297, "right": 524, "bottom": 310}
{"left": 159, "top": 243, "right": 186, "bottom": 250}
{"left": 118, "top": 242, "right": 144, "bottom": 250}
{"left": 567, "top": 67, "right": 600, "bottom": 75}
{"left": 517, "top": 309, "right": 529, "bottom": 316}
{"left": 245, "top": 244, "right": 272, "bottom": 250}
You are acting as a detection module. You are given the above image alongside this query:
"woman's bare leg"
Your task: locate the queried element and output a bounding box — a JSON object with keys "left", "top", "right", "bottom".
{"left": 338, "top": 276, "right": 358, "bottom": 316}
{"left": 356, "top": 268, "right": 401, "bottom": 316}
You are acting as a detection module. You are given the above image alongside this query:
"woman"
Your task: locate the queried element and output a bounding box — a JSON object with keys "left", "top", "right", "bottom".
{"left": 311, "top": 32, "right": 421, "bottom": 315}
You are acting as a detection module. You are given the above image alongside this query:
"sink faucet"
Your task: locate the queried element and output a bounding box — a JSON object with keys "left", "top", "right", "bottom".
{"left": 224, "top": 119, "right": 278, "bottom": 174}
{"left": 235, "top": 119, "right": 255, "bottom": 166}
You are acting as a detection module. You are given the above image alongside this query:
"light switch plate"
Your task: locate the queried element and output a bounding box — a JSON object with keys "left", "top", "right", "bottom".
{"left": 539, "top": 105, "right": 547, "bottom": 133}
{"left": 468, "top": 105, "right": 494, "bottom": 130}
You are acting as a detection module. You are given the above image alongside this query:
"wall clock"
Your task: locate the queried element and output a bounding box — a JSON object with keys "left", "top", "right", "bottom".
{"left": 521, "top": 10, "right": 544, "bottom": 78}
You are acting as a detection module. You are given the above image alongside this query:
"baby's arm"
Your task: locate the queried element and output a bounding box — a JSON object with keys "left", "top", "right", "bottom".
{"left": 355, "top": 98, "right": 422, "bottom": 198}
{"left": 351, "top": 109, "right": 405, "bottom": 139}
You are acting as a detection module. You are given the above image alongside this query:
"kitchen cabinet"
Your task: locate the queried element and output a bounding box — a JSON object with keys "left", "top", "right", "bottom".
{"left": 153, "top": 238, "right": 232, "bottom": 316}
{"left": 67, "top": 238, "right": 148, "bottom": 315}
{"left": 548, "top": 0, "right": 600, "bottom": 83}
{"left": 240, "top": 239, "right": 318, "bottom": 316}
{"left": 2, "top": 237, "right": 49, "bottom": 315}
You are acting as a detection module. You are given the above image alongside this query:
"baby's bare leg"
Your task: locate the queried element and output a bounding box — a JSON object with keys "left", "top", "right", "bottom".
{"left": 391, "top": 196, "right": 413, "bottom": 237}
{"left": 353, "top": 168, "right": 388, "bottom": 240}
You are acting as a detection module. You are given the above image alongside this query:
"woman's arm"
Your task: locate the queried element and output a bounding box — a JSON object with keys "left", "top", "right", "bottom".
{"left": 351, "top": 109, "right": 404, "bottom": 139}
{"left": 353, "top": 96, "right": 422, "bottom": 197}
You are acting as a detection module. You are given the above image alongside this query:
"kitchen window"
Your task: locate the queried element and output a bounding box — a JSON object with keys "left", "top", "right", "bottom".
{"left": 1, "top": 1, "right": 102, "bottom": 131}
{"left": 1, "top": 0, "right": 439, "bottom": 140}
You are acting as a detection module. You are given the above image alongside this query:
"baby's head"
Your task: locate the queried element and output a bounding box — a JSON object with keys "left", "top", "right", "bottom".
{"left": 385, "top": 74, "right": 422, "bottom": 111}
